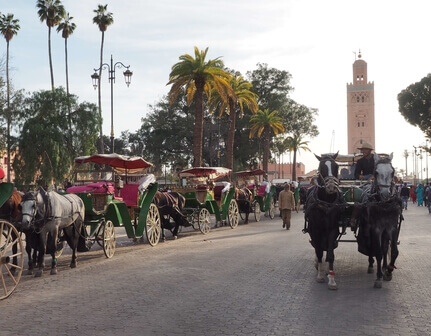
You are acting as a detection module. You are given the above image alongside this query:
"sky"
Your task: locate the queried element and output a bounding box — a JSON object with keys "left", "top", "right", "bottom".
{"left": 1, "top": 0, "right": 431, "bottom": 178}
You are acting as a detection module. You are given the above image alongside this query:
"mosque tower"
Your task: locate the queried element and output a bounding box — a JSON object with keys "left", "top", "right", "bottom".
{"left": 346, "top": 51, "right": 375, "bottom": 153}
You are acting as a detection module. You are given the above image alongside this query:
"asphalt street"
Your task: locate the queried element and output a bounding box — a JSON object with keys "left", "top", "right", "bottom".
{"left": 1, "top": 202, "right": 430, "bottom": 336}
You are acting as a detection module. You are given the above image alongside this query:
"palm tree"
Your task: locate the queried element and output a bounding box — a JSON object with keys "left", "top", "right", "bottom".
{"left": 284, "top": 133, "right": 310, "bottom": 181}
{"left": 168, "top": 47, "right": 234, "bottom": 167}
{"left": 56, "top": 12, "right": 76, "bottom": 100}
{"left": 209, "top": 73, "right": 258, "bottom": 170}
{"left": 36, "top": 0, "right": 65, "bottom": 91}
{"left": 249, "top": 109, "right": 285, "bottom": 173}
{"left": 403, "top": 149, "right": 409, "bottom": 176}
{"left": 0, "top": 13, "right": 20, "bottom": 182}
{"left": 93, "top": 4, "right": 114, "bottom": 154}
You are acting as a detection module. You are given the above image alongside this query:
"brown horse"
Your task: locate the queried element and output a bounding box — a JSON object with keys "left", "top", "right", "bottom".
{"left": 235, "top": 187, "right": 253, "bottom": 224}
{"left": 153, "top": 191, "right": 189, "bottom": 240}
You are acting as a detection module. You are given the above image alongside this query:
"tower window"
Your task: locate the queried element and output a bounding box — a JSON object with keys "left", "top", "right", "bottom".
{"left": 357, "top": 122, "right": 360, "bottom": 127}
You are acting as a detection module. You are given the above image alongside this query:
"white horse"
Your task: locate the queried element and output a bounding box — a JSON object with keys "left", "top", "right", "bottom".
{"left": 20, "top": 188, "right": 85, "bottom": 277}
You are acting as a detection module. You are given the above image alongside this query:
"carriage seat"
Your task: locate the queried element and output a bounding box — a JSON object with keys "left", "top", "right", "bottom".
{"left": 120, "top": 184, "right": 140, "bottom": 207}
{"left": 67, "top": 182, "right": 115, "bottom": 194}
{"left": 248, "top": 184, "right": 256, "bottom": 190}
{"left": 213, "top": 186, "right": 224, "bottom": 202}
{"left": 257, "top": 185, "right": 267, "bottom": 197}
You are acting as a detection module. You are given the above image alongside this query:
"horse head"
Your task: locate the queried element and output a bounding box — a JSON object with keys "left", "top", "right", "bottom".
{"left": 314, "top": 152, "right": 340, "bottom": 194}
{"left": 373, "top": 152, "right": 395, "bottom": 201}
{"left": 19, "top": 190, "right": 46, "bottom": 231}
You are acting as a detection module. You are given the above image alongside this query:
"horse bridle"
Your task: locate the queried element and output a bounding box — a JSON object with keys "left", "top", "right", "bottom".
{"left": 371, "top": 160, "right": 396, "bottom": 200}
{"left": 21, "top": 192, "right": 47, "bottom": 229}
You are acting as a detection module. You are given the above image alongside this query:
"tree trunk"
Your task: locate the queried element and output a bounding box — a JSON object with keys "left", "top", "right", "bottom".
{"left": 6, "top": 41, "right": 10, "bottom": 182}
{"left": 65, "top": 37, "right": 72, "bottom": 146}
{"left": 98, "top": 31, "right": 105, "bottom": 153}
{"left": 292, "top": 149, "right": 297, "bottom": 181}
{"left": 48, "top": 26, "right": 55, "bottom": 91}
{"left": 193, "top": 81, "right": 204, "bottom": 167}
{"left": 263, "top": 127, "right": 269, "bottom": 173}
{"left": 225, "top": 98, "right": 236, "bottom": 170}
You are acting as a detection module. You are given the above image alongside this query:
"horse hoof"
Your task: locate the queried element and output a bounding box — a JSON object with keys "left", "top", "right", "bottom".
{"left": 383, "top": 272, "right": 392, "bottom": 281}
{"left": 173, "top": 235, "right": 178, "bottom": 240}
{"left": 367, "top": 266, "right": 374, "bottom": 274}
{"left": 374, "top": 279, "right": 382, "bottom": 288}
{"left": 70, "top": 262, "right": 77, "bottom": 269}
{"left": 35, "top": 270, "right": 43, "bottom": 277}
{"left": 50, "top": 268, "right": 57, "bottom": 275}
{"left": 316, "top": 276, "right": 325, "bottom": 283}
{"left": 27, "top": 269, "right": 34, "bottom": 276}
{"left": 328, "top": 283, "right": 338, "bottom": 290}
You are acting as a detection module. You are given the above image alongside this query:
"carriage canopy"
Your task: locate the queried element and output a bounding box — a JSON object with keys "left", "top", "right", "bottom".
{"left": 74, "top": 153, "right": 153, "bottom": 174}
{"left": 178, "top": 167, "right": 231, "bottom": 181}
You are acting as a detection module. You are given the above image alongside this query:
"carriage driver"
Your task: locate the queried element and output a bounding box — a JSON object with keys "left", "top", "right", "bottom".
{"left": 354, "top": 141, "right": 375, "bottom": 181}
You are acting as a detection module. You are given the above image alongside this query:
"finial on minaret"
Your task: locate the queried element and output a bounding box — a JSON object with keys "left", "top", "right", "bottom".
{"left": 358, "top": 49, "right": 362, "bottom": 59}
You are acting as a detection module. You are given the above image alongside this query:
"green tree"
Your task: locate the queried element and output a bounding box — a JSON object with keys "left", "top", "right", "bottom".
{"left": 247, "top": 63, "right": 293, "bottom": 112}
{"left": 93, "top": 4, "right": 114, "bottom": 154}
{"left": 284, "top": 133, "right": 310, "bottom": 181}
{"left": 398, "top": 74, "right": 431, "bottom": 137}
{"left": 249, "top": 109, "right": 285, "bottom": 172}
{"left": 36, "top": 0, "right": 65, "bottom": 91}
{"left": 0, "top": 12, "right": 20, "bottom": 182}
{"left": 13, "top": 88, "right": 100, "bottom": 187}
{"left": 209, "top": 72, "right": 258, "bottom": 170}
{"left": 168, "top": 46, "right": 234, "bottom": 167}
{"left": 134, "top": 94, "right": 194, "bottom": 172}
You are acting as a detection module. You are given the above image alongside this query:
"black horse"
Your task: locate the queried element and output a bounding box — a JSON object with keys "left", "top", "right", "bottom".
{"left": 235, "top": 187, "right": 253, "bottom": 224}
{"left": 304, "top": 153, "right": 345, "bottom": 290}
{"left": 154, "top": 191, "right": 189, "bottom": 240}
{"left": 352, "top": 153, "right": 403, "bottom": 288}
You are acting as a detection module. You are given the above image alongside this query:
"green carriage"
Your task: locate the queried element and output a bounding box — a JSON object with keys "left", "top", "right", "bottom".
{"left": 68, "top": 154, "right": 162, "bottom": 258}
{"left": 0, "top": 182, "right": 24, "bottom": 300}
{"left": 172, "top": 167, "right": 239, "bottom": 233}
{"left": 234, "top": 169, "right": 276, "bottom": 222}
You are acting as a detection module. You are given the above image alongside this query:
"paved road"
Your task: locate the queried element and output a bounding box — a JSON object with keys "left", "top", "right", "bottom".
{"left": 1, "top": 203, "right": 431, "bottom": 336}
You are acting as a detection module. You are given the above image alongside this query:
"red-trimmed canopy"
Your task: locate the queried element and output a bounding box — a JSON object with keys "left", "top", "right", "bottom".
{"left": 178, "top": 167, "right": 231, "bottom": 180}
{"left": 234, "top": 169, "right": 266, "bottom": 177}
{"left": 74, "top": 153, "right": 153, "bottom": 174}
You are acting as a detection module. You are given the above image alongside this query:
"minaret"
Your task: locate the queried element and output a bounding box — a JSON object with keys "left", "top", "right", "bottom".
{"left": 346, "top": 51, "right": 375, "bottom": 153}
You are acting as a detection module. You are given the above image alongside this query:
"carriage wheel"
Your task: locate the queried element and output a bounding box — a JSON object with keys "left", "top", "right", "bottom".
{"left": 228, "top": 199, "right": 239, "bottom": 229}
{"left": 269, "top": 200, "right": 275, "bottom": 219}
{"left": 0, "top": 220, "right": 24, "bottom": 300}
{"left": 145, "top": 203, "right": 161, "bottom": 246}
{"left": 102, "top": 220, "right": 116, "bottom": 258}
{"left": 253, "top": 201, "right": 261, "bottom": 222}
{"left": 198, "top": 208, "right": 211, "bottom": 234}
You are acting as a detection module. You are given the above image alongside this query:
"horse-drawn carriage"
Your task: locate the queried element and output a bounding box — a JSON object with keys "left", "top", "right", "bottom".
{"left": 67, "top": 153, "right": 162, "bottom": 258}
{"left": 303, "top": 152, "right": 403, "bottom": 290}
{"left": 234, "top": 169, "right": 276, "bottom": 223}
{"left": 0, "top": 182, "right": 24, "bottom": 300}
{"left": 171, "top": 167, "right": 239, "bottom": 233}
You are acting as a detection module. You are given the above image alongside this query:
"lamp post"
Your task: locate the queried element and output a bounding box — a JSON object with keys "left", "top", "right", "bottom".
{"left": 426, "top": 139, "right": 429, "bottom": 184}
{"left": 91, "top": 55, "right": 133, "bottom": 153}
{"left": 413, "top": 146, "right": 417, "bottom": 185}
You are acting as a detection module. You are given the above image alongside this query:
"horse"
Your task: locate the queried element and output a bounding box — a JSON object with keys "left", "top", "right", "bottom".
{"left": 304, "top": 152, "right": 345, "bottom": 290}
{"left": 153, "top": 191, "right": 189, "bottom": 240}
{"left": 20, "top": 188, "right": 85, "bottom": 277}
{"left": 352, "top": 153, "right": 403, "bottom": 288}
{"left": 235, "top": 187, "right": 253, "bottom": 224}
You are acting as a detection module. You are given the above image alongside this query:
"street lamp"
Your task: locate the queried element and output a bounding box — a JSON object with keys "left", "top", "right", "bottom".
{"left": 91, "top": 55, "right": 133, "bottom": 153}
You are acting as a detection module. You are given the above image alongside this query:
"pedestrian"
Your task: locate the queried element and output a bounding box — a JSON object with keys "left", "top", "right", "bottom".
{"left": 278, "top": 183, "right": 295, "bottom": 230}
{"left": 427, "top": 186, "right": 431, "bottom": 213}
{"left": 410, "top": 185, "right": 417, "bottom": 204}
{"left": 416, "top": 183, "right": 424, "bottom": 206}
{"left": 400, "top": 182, "right": 410, "bottom": 210}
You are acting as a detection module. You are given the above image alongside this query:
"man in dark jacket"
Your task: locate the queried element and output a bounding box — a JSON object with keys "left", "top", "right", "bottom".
{"left": 354, "top": 141, "right": 375, "bottom": 180}
{"left": 400, "top": 182, "right": 410, "bottom": 210}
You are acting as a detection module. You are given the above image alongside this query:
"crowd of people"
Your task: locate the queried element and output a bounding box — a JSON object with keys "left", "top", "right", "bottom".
{"left": 398, "top": 181, "right": 431, "bottom": 212}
